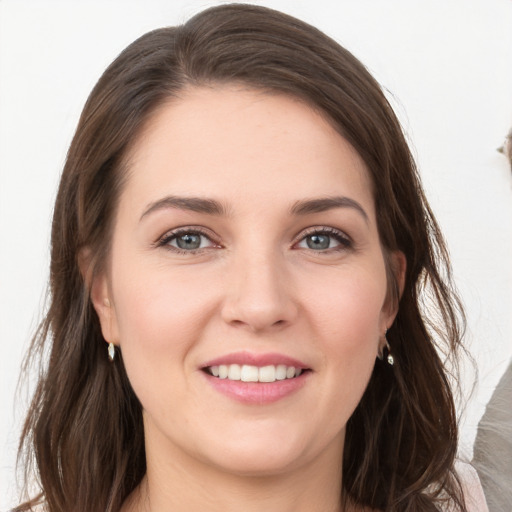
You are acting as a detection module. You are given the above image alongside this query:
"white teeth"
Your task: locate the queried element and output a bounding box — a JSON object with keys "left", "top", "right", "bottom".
{"left": 208, "top": 364, "right": 304, "bottom": 383}
{"left": 228, "top": 364, "right": 241, "bottom": 381}
{"left": 240, "top": 365, "right": 259, "bottom": 382}
{"left": 218, "top": 365, "right": 228, "bottom": 379}
{"left": 258, "top": 365, "right": 275, "bottom": 383}
{"left": 275, "top": 364, "right": 287, "bottom": 380}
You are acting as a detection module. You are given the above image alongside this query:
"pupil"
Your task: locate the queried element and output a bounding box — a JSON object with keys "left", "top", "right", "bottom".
{"left": 307, "top": 234, "right": 330, "bottom": 250}
{"left": 177, "top": 234, "right": 201, "bottom": 250}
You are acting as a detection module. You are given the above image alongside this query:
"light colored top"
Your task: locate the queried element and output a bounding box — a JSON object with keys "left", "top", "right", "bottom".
{"left": 455, "top": 460, "right": 489, "bottom": 512}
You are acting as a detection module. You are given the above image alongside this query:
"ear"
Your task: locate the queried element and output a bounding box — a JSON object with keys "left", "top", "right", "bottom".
{"left": 392, "top": 250, "right": 407, "bottom": 300}
{"left": 78, "top": 247, "right": 119, "bottom": 345}
{"left": 382, "top": 250, "right": 407, "bottom": 328}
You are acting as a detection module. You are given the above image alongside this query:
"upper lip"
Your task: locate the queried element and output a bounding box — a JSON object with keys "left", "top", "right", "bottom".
{"left": 201, "top": 351, "right": 309, "bottom": 369}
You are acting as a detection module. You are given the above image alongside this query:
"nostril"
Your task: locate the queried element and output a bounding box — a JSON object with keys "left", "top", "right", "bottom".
{"left": 220, "top": 284, "right": 298, "bottom": 331}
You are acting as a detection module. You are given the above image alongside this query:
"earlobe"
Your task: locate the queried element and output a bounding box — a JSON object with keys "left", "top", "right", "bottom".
{"left": 78, "top": 247, "right": 119, "bottom": 344}
{"left": 91, "top": 273, "right": 119, "bottom": 344}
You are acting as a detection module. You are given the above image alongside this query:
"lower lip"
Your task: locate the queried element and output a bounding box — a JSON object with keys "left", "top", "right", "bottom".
{"left": 203, "top": 371, "right": 309, "bottom": 404}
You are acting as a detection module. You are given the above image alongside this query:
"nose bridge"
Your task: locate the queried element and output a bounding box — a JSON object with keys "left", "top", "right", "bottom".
{"left": 221, "top": 240, "right": 297, "bottom": 331}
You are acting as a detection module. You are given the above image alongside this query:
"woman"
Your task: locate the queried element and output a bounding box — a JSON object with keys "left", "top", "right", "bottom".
{"left": 15, "top": 4, "right": 471, "bottom": 511}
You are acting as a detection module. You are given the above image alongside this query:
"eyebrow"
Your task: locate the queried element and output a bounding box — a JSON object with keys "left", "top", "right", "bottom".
{"left": 140, "top": 196, "right": 228, "bottom": 220}
{"left": 290, "top": 196, "right": 369, "bottom": 222}
{"left": 140, "top": 194, "right": 369, "bottom": 223}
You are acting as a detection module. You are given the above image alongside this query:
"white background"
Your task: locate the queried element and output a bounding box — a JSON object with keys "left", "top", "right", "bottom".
{"left": 1, "top": 0, "right": 511, "bottom": 509}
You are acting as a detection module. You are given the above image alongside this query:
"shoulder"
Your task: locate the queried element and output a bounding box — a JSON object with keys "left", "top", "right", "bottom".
{"left": 454, "top": 460, "right": 489, "bottom": 512}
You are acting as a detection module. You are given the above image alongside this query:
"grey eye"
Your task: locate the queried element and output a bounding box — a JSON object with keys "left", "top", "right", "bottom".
{"left": 296, "top": 229, "right": 350, "bottom": 252}
{"left": 305, "top": 234, "right": 332, "bottom": 250}
{"left": 175, "top": 233, "right": 203, "bottom": 250}
{"left": 159, "top": 228, "right": 218, "bottom": 253}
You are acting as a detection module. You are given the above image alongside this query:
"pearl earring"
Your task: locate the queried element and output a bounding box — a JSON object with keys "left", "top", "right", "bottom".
{"left": 108, "top": 342, "right": 115, "bottom": 362}
{"left": 377, "top": 329, "right": 394, "bottom": 366}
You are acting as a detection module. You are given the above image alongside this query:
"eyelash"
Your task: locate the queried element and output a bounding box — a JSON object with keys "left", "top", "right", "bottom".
{"left": 156, "top": 227, "right": 220, "bottom": 255}
{"left": 155, "top": 226, "right": 353, "bottom": 255}
{"left": 295, "top": 226, "right": 353, "bottom": 253}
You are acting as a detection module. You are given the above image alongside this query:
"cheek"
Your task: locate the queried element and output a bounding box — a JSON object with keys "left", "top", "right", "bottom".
{"left": 110, "top": 261, "right": 219, "bottom": 358}
{"left": 288, "top": 264, "right": 388, "bottom": 441}
{"left": 306, "top": 266, "right": 387, "bottom": 350}
{"left": 325, "top": 275, "right": 385, "bottom": 389}
{"left": 305, "top": 264, "right": 386, "bottom": 400}
{"left": 109, "top": 263, "right": 221, "bottom": 421}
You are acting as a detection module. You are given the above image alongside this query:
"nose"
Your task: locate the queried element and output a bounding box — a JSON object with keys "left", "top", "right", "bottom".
{"left": 220, "top": 250, "right": 298, "bottom": 333}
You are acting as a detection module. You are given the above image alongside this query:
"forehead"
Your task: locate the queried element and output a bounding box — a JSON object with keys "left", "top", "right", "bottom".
{"left": 121, "top": 86, "right": 375, "bottom": 217}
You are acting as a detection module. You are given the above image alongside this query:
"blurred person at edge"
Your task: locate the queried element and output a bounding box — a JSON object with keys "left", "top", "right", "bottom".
{"left": 472, "top": 129, "right": 512, "bottom": 512}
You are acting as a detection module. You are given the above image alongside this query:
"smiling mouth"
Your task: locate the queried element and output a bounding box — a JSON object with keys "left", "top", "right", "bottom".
{"left": 204, "top": 364, "right": 307, "bottom": 383}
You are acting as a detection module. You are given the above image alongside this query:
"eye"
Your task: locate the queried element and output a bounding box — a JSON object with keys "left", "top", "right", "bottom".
{"left": 173, "top": 233, "right": 206, "bottom": 250}
{"left": 295, "top": 228, "right": 352, "bottom": 252}
{"left": 157, "top": 228, "right": 219, "bottom": 253}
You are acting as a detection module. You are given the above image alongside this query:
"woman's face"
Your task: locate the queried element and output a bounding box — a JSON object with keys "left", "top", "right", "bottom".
{"left": 93, "top": 86, "right": 402, "bottom": 478}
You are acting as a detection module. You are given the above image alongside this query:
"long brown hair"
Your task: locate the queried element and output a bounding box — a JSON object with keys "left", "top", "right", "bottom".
{"left": 16, "top": 4, "right": 466, "bottom": 511}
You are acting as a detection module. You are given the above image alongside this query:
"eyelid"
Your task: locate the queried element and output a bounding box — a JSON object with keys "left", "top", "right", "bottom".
{"left": 155, "top": 226, "right": 221, "bottom": 253}
{"left": 293, "top": 226, "right": 353, "bottom": 250}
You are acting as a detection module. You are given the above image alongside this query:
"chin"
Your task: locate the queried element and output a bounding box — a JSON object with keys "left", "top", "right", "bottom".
{"left": 206, "top": 444, "right": 307, "bottom": 477}
{"left": 192, "top": 420, "right": 339, "bottom": 477}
